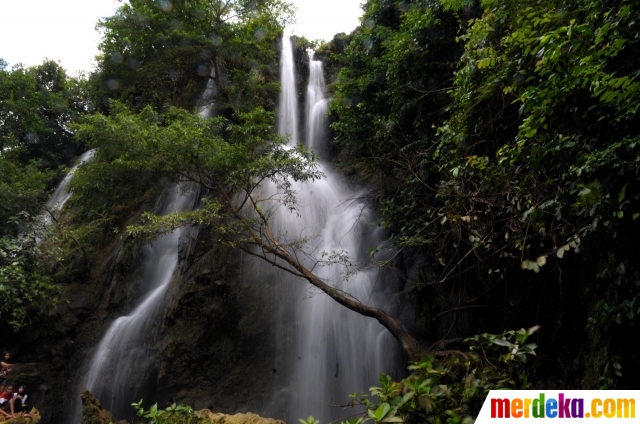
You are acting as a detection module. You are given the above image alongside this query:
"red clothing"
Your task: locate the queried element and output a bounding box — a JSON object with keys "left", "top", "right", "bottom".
{"left": 0, "top": 391, "right": 12, "bottom": 400}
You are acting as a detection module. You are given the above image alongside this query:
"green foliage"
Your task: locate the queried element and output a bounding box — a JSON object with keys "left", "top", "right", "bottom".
{"left": 0, "top": 157, "right": 53, "bottom": 237}
{"left": 328, "top": 0, "right": 640, "bottom": 388}
{"left": 435, "top": 0, "right": 640, "bottom": 378}
{"left": 0, "top": 220, "right": 58, "bottom": 330}
{"left": 49, "top": 0, "right": 298, "bottom": 270}
{"left": 0, "top": 60, "right": 92, "bottom": 329}
{"left": 333, "top": 327, "right": 538, "bottom": 424}
{"left": 330, "top": 0, "right": 640, "bottom": 277}
{"left": 328, "top": 0, "right": 465, "bottom": 237}
{"left": 72, "top": 99, "right": 321, "bottom": 249}
{"left": 0, "top": 60, "right": 88, "bottom": 169}
{"left": 132, "top": 400, "right": 201, "bottom": 424}
{"left": 91, "top": 0, "right": 292, "bottom": 113}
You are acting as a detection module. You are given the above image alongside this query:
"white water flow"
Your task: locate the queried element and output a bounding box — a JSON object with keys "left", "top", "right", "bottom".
{"left": 305, "top": 56, "right": 330, "bottom": 157}
{"left": 69, "top": 186, "right": 199, "bottom": 422}
{"left": 264, "top": 38, "right": 402, "bottom": 423}
{"left": 67, "top": 78, "right": 215, "bottom": 422}
{"left": 278, "top": 36, "right": 299, "bottom": 145}
{"left": 198, "top": 69, "right": 217, "bottom": 118}
{"left": 46, "top": 149, "right": 96, "bottom": 214}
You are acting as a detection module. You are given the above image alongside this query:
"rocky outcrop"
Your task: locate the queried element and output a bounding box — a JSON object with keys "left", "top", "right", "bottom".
{"left": 156, "top": 225, "right": 279, "bottom": 413}
{"left": 80, "top": 390, "right": 118, "bottom": 424}
{"left": 0, "top": 408, "right": 41, "bottom": 424}
{"left": 200, "top": 410, "right": 285, "bottom": 424}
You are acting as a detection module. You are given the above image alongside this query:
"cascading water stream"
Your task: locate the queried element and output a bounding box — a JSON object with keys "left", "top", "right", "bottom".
{"left": 45, "top": 149, "right": 96, "bottom": 215}
{"left": 66, "top": 81, "right": 210, "bottom": 420}
{"left": 67, "top": 186, "right": 199, "bottom": 422}
{"left": 264, "top": 37, "right": 402, "bottom": 423}
{"left": 278, "top": 36, "right": 299, "bottom": 146}
{"left": 85, "top": 187, "right": 198, "bottom": 418}
{"left": 305, "top": 57, "right": 330, "bottom": 156}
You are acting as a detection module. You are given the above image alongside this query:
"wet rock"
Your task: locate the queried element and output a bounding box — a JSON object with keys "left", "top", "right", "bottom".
{"left": 1, "top": 207, "right": 278, "bottom": 422}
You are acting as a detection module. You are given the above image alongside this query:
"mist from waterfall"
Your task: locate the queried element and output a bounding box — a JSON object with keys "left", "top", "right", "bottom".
{"left": 262, "top": 36, "right": 403, "bottom": 424}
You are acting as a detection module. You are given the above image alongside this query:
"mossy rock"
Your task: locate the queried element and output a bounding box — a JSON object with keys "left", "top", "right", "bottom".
{"left": 199, "top": 410, "right": 285, "bottom": 424}
{"left": 0, "top": 407, "right": 41, "bottom": 424}
{"left": 80, "top": 390, "right": 116, "bottom": 424}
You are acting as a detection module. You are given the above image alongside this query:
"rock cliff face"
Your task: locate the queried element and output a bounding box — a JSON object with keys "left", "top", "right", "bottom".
{"left": 156, "top": 226, "right": 279, "bottom": 413}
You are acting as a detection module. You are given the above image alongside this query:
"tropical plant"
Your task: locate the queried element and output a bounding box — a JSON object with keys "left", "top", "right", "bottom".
{"left": 132, "top": 400, "right": 201, "bottom": 424}
{"left": 332, "top": 326, "right": 539, "bottom": 424}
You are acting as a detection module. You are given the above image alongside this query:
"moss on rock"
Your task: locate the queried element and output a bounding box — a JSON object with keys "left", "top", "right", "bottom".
{"left": 80, "top": 390, "right": 116, "bottom": 424}
{"left": 199, "top": 410, "right": 285, "bottom": 424}
{"left": 0, "top": 407, "right": 41, "bottom": 424}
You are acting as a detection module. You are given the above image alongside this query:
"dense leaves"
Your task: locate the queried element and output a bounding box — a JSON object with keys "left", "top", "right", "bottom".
{"left": 0, "top": 59, "right": 88, "bottom": 168}
{"left": 91, "top": 0, "right": 291, "bottom": 113}
{"left": 328, "top": 0, "right": 640, "bottom": 388}
{"left": 0, "top": 60, "right": 90, "bottom": 327}
{"left": 0, "top": 224, "right": 57, "bottom": 330}
{"left": 334, "top": 326, "right": 539, "bottom": 424}
{"left": 0, "top": 0, "right": 294, "bottom": 331}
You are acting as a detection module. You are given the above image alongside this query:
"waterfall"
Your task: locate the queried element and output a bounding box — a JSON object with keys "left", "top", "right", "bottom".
{"left": 67, "top": 85, "right": 209, "bottom": 421}
{"left": 264, "top": 37, "right": 402, "bottom": 423}
{"left": 85, "top": 186, "right": 199, "bottom": 418}
{"left": 198, "top": 69, "right": 217, "bottom": 118}
{"left": 45, "top": 149, "right": 96, "bottom": 214}
{"left": 278, "top": 36, "right": 299, "bottom": 146}
{"left": 305, "top": 56, "right": 329, "bottom": 156}
{"left": 67, "top": 186, "right": 199, "bottom": 422}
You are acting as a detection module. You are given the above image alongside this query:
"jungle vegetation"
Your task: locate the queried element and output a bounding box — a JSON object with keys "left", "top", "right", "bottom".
{"left": 1, "top": 0, "right": 639, "bottom": 422}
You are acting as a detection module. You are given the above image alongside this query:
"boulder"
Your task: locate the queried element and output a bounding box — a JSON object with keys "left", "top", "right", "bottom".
{"left": 80, "top": 390, "right": 117, "bottom": 424}
{"left": 200, "top": 410, "right": 285, "bottom": 424}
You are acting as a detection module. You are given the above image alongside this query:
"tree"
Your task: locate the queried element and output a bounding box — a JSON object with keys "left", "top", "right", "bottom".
{"left": 90, "top": 0, "right": 293, "bottom": 113}
{"left": 68, "top": 0, "right": 427, "bottom": 359}
{"left": 0, "top": 226, "right": 58, "bottom": 330}
{"left": 61, "top": 0, "right": 295, "bottom": 259}
{"left": 0, "top": 59, "right": 88, "bottom": 169}
{"left": 0, "top": 59, "right": 90, "bottom": 329}
{"left": 73, "top": 101, "right": 428, "bottom": 358}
